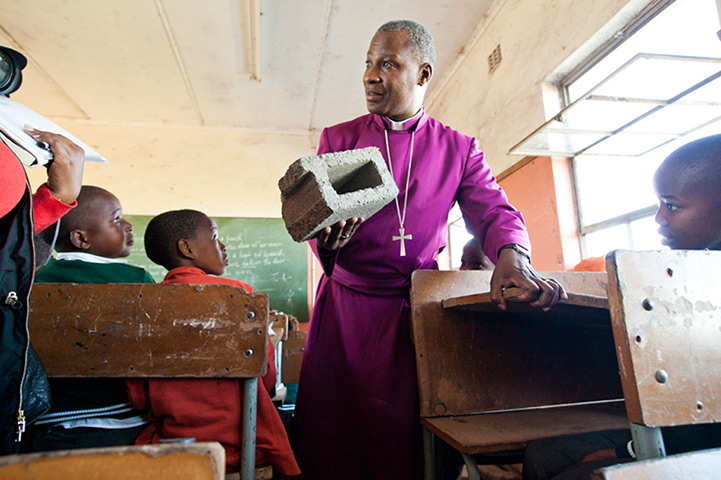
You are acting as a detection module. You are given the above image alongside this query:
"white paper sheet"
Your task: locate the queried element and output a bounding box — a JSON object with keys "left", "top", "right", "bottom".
{"left": 0, "top": 95, "right": 108, "bottom": 167}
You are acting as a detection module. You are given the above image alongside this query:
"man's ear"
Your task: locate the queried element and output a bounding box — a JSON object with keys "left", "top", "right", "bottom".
{"left": 69, "top": 230, "right": 91, "bottom": 250}
{"left": 177, "top": 239, "right": 195, "bottom": 259}
{"left": 418, "top": 63, "right": 433, "bottom": 87}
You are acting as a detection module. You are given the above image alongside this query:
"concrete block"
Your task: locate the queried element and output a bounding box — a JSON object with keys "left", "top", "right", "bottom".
{"left": 278, "top": 147, "right": 399, "bottom": 242}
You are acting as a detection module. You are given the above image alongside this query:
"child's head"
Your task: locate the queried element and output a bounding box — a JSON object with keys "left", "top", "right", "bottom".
{"left": 653, "top": 134, "right": 721, "bottom": 251}
{"left": 460, "top": 237, "right": 494, "bottom": 271}
{"left": 55, "top": 185, "right": 134, "bottom": 258}
{"left": 144, "top": 209, "right": 228, "bottom": 275}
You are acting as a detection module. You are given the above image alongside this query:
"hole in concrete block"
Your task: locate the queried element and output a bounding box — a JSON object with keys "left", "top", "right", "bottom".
{"left": 329, "top": 161, "right": 382, "bottom": 195}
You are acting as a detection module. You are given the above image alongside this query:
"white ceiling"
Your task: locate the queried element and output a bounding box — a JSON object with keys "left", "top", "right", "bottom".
{"left": 1, "top": 0, "right": 496, "bottom": 137}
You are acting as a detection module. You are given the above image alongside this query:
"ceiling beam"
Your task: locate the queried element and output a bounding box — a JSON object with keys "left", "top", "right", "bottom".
{"left": 307, "top": 0, "right": 334, "bottom": 133}
{"left": 247, "top": 0, "right": 261, "bottom": 81}
{"left": 155, "top": 0, "right": 204, "bottom": 125}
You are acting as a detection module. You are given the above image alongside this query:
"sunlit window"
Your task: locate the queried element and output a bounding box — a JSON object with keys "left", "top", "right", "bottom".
{"left": 507, "top": 0, "right": 719, "bottom": 259}
{"left": 446, "top": 205, "right": 473, "bottom": 269}
{"left": 448, "top": 0, "right": 721, "bottom": 267}
{"left": 570, "top": 0, "right": 721, "bottom": 258}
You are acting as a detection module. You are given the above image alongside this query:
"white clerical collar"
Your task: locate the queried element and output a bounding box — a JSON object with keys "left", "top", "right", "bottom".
{"left": 55, "top": 251, "right": 130, "bottom": 264}
{"left": 384, "top": 109, "right": 423, "bottom": 131}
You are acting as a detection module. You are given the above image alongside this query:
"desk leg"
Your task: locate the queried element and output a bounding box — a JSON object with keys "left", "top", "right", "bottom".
{"left": 630, "top": 422, "right": 666, "bottom": 461}
{"left": 423, "top": 427, "right": 436, "bottom": 480}
{"left": 241, "top": 377, "right": 258, "bottom": 480}
{"left": 462, "top": 454, "right": 481, "bottom": 480}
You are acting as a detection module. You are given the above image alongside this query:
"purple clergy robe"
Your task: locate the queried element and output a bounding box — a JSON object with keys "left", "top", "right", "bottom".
{"left": 293, "top": 110, "right": 530, "bottom": 480}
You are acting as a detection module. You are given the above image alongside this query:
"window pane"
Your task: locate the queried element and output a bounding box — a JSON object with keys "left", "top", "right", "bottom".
{"left": 574, "top": 153, "right": 661, "bottom": 226}
{"left": 683, "top": 75, "right": 721, "bottom": 103}
{"left": 592, "top": 55, "right": 721, "bottom": 101}
{"left": 584, "top": 224, "right": 630, "bottom": 258}
{"left": 568, "top": 0, "right": 721, "bottom": 102}
{"left": 583, "top": 131, "right": 677, "bottom": 156}
{"left": 630, "top": 215, "right": 663, "bottom": 250}
{"left": 563, "top": 98, "right": 655, "bottom": 131}
{"left": 626, "top": 103, "right": 721, "bottom": 135}
{"left": 513, "top": 129, "right": 606, "bottom": 156}
{"left": 582, "top": 214, "right": 663, "bottom": 261}
{"left": 447, "top": 204, "right": 474, "bottom": 270}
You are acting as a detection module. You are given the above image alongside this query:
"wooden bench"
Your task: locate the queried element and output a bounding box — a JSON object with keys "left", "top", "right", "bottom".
{"left": 0, "top": 441, "right": 225, "bottom": 479}
{"left": 28, "top": 282, "right": 272, "bottom": 480}
{"left": 605, "top": 249, "right": 721, "bottom": 461}
{"left": 411, "top": 270, "right": 630, "bottom": 480}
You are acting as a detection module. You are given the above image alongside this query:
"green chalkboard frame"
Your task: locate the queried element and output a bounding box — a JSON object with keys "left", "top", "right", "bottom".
{"left": 125, "top": 215, "right": 309, "bottom": 323}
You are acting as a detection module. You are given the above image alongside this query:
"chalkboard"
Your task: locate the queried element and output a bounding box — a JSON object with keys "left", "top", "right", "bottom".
{"left": 125, "top": 216, "right": 309, "bottom": 323}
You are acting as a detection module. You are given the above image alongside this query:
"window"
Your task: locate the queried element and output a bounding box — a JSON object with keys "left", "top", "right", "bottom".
{"left": 511, "top": 0, "right": 721, "bottom": 258}
{"left": 446, "top": 205, "right": 473, "bottom": 269}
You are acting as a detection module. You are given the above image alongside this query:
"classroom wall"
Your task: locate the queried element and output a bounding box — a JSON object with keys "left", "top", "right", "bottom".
{"left": 498, "top": 156, "right": 581, "bottom": 272}
{"left": 426, "top": 0, "right": 651, "bottom": 175}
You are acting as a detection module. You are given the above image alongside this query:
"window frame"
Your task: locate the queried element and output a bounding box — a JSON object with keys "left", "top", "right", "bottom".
{"left": 557, "top": 0, "right": 720, "bottom": 257}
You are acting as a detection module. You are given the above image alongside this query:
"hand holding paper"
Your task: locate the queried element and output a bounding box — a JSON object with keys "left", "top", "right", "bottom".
{"left": 25, "top": 127, "right": 84, "bottom": 205}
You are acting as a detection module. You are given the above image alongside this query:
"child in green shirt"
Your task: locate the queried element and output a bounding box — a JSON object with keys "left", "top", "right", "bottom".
{"left": 28, "top": 186, "right": 154, "bottom": 452}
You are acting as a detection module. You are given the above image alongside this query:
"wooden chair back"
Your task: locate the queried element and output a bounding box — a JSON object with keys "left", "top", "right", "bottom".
{"left": 30, "top": 283, "right": 269, "bottom": 378}
{"left": 605, "top": 250, "right": 721, "bottom": 428}
{"left": 28, "top": 282, "right": 270, "bottom": 479}
{"left": 281, "top": 330, "right": 306, "bottom": 385}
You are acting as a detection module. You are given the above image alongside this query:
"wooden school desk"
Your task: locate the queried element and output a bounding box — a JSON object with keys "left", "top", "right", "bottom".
{"left": 410, "top": 270, "right": 630, "bottom": 480}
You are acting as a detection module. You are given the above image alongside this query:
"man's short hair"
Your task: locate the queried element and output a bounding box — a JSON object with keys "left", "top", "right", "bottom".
{"left": 144, "top": 209, "right": 208, "bottom": 270}
{"left": 377, "top": 20, "right": 436, "bottom": 68}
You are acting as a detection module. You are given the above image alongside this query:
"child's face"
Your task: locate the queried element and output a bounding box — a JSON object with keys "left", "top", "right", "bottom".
{"left": 187, "top": 216, "right": 229, "bottom": 276}
{"left": 83, "top": 191, "right": 134, "bottom": 258}
{"left": 654, "top": 166, "right": 721, "bottom": 250}
{"left": 460, "top": 242, "right": 494, "bottom": 271}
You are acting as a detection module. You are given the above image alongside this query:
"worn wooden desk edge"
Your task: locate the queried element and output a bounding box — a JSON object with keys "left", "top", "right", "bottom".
{"left": 421, "top": 402, "right": 629, "bottom": 455}
{"left": 442, "top": 288, "right": 609, "bottom": 311}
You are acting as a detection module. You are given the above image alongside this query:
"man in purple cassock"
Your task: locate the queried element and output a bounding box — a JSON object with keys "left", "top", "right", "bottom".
{"left": 292, "top": 20, "right": 566, "bottom": 480}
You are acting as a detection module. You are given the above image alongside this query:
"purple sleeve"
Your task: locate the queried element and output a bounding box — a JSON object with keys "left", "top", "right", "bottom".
{"left": 317, "top": 127, "right": 332, "bottom": 155}
{"left": 457, "top": 138, "right": 530, "bottom": 263}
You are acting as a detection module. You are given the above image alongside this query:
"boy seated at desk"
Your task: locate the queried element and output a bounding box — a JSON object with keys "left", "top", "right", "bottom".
{"left": 522, "top": 133, "right": 721, "bottom": 480}
{"left": 28, "top": 185, "right": 154, "bottom": 452}
{"left": 126, "top": 209, "right": 300, "bottom": 479}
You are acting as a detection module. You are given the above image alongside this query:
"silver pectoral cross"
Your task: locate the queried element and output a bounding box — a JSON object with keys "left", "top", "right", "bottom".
{"left": 392, "top": 227, "right": 412, "bottom": 257}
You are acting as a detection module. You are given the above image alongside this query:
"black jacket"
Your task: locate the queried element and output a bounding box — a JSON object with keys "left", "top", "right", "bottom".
{"left": 0, "top": 185, "right": 35, "bottom": 454}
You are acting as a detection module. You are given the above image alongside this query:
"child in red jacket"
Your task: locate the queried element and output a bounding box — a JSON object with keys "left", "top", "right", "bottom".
{"left": 127, "top": 209, "right": 300, "bottom": 478}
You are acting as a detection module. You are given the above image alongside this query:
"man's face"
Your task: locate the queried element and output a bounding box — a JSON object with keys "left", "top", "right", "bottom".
{"left": 363, "top": 31, "right": 427, "bottom": 121}
{"left": 654, "top": 165, "right": 721, "bottom": 250}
